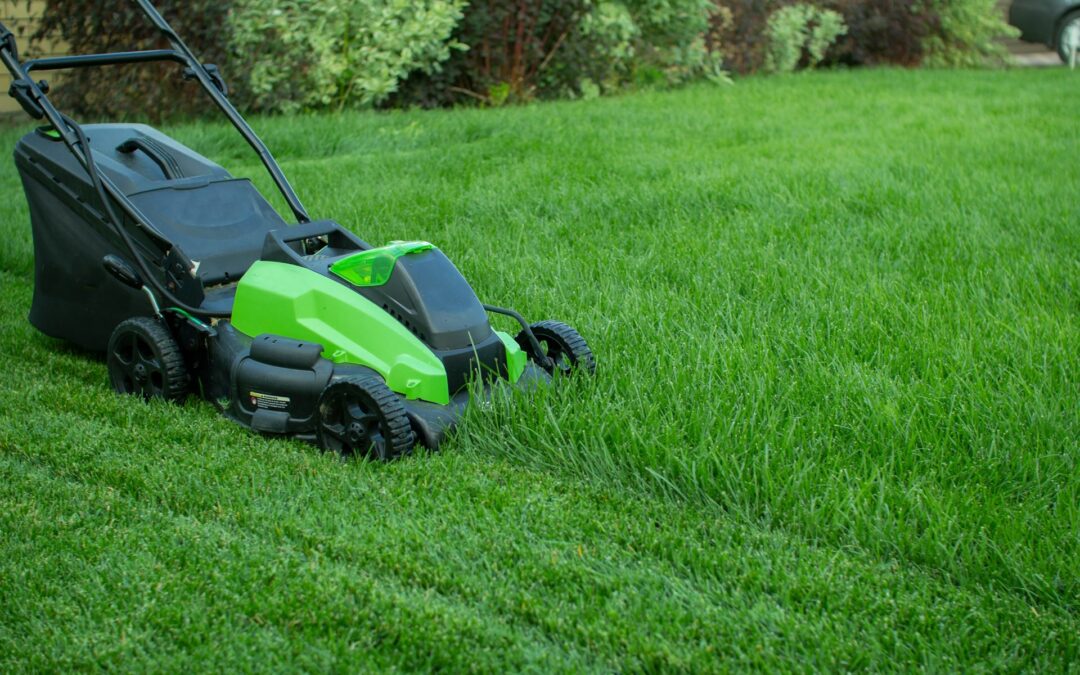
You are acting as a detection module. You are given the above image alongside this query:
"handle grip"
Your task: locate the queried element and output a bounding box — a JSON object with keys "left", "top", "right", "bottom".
{"left": 117, "top": 138, "right": 185, "bottom": 180}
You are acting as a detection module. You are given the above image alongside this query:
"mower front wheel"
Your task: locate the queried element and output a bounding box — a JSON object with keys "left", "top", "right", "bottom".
{"left": 316, "top": 376, "right": 416, "bottom": 461}
{"left": 516, "top": 320, "right": 596, "bottom": 377}
{"left": 106, "top": 316, "right": 190, "bottom": 402}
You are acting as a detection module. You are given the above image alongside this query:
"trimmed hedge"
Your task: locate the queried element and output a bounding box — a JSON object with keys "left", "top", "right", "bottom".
{"left": 26, "top": 0, "right": 1019, "bottom": 117}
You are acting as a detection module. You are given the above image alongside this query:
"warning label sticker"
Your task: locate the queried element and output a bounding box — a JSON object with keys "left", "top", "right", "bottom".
{"left": 250, "top": 391, "right": 290, "bottom": 411}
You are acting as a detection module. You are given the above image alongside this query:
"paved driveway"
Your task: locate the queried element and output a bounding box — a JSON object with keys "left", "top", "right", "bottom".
{"left": 1003, "top": 37, "right": 1063, "bottom": 66}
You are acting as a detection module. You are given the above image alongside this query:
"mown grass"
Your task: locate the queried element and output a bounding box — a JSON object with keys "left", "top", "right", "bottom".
{"left": 0, "top": 68, "right": 1077, "bottom": 671}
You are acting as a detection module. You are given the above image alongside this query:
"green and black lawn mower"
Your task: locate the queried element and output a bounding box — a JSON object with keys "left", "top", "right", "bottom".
{"left": 0, "top": 1, "right": 594, "bottom": 459}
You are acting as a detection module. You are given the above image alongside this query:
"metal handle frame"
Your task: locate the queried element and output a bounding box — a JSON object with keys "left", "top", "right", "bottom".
{"left": 2, "top": 2, "right": 310, "bottom": 225}
{"left": 0, "top": 1, "right": 316, "bottom": 318}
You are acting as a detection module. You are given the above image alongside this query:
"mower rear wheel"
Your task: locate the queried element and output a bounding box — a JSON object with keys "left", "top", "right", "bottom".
{"left": 317, "top": 376, "right": 416, "bottom": 460}
{"left": 516, "top": 320, "right": 596, "bottom": 376}
{"left": 106, "top": 317, "right": 190, "bottom": 402}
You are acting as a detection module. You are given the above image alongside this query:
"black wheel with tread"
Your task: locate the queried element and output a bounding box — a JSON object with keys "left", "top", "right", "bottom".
{"left": 1057, "top": 10, "right": 1080, "bottom": 64}
{"left": 107, "top": 316, "right": 190, "bottom": 401}
{"left": 515, "top": 320, "right": 596, "bottom": 376}
{"left": 317, "top": 376, "right": 416, "bottom": 460}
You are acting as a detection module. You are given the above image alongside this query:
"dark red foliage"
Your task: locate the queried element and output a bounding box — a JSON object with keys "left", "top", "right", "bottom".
{"left": 827, "top": 0, "right": 940, "bottom": 66}
{"left": 709, "top": 0, "right": 789, "bottom": 74}
{"left": 392, "top": 0, "right": 593, "bottom": 108}
{"left": 710, "top": 0, "right": 940, "bottom": 73}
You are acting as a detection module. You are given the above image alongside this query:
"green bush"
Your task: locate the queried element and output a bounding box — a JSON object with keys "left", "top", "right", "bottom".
{"left": 764, "top": 3, "right": 846, "bottom": 73}
{"left": 709, "top": 0, "right": 786, "bottom": 74}
{"left": 25, "top": 0, "right": 1020, "bottom": 117}
{"left": 579, "top": 1, "right": 645, "bottom": 91}
{"left": 616, "top": 0, "right": 727, "bottom": 86}
{"left": 228, "top": 0, "right": 466, "bottom": 113}
{"left": 391, "top": 0, "right": 607, "bottom": 106}
{"left": 717, "top": 0, "right": 1013, "bottom": 72}
{"left": 920, "top": 0, "right": 1018, "bottom": 67}
{"left": 392, "top": 0, "right": 725, "bottom": 107}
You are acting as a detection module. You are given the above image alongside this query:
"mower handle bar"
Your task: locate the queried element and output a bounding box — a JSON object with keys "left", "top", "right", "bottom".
{"left": 0, "top": 3, "right": 314, "bottom": 319}
{"left": 130, "top": 0, "right": 308, "bottom": 223}
{"left": 23, "top": 48, "right": 186, "bottom": 73}
{"left": 0, "top": 3, "right": 310, "bottom": 226}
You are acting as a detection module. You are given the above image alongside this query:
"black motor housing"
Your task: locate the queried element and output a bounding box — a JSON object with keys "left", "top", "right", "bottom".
{"left": 205, "top": 327, "right": 336, "bottom": 435}
{"left": 352, "top": 247, "right": 509, "bottom": 394}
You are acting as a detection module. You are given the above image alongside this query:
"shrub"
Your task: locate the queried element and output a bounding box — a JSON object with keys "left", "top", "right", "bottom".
{"left": 827, "top": 0, "right": 938, "bottom": 67}
{"left": 392, "top": 0, "right": 597, "bottom": 106}
{"left": 393, "top": 0, "right": 724, "bottom": 107}
{"left": 225, "top": 1, "right": 337, "bottom": 113}
{"left": 709, "top": 0, "right": 791, "bottom": 74}
{"left": 920, "top": 0, "right": 1018, "bottom": 67}
{"left": 618, "top": 0, "right": 727, "bottom": 86}
{"left": 764, "top": 3, "right": 846, "bottom": 73}
{"left": 32, "top": 0, "right": 231, "bottom": 120}
{"left": 579, "top": 1, "right": 642, "bottom": 90}
{"left": 29, "top": 0, "right": 465, "bottom": 117}
{"left": 228, "top": 0, "right": 466, "bottom": 113}
{"left": 576, "top": 0, "right": 727, "bottom": 93}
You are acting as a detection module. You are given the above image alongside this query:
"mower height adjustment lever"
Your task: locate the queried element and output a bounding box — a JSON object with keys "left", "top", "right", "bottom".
{"left": 0, "top": 24, "right": 49, "bottom": 120}
{"left": 182, "top": 64, "right": 228, "bottom": 96}
{"left": 8, "top": 79, "right": 49, "bottom": 120}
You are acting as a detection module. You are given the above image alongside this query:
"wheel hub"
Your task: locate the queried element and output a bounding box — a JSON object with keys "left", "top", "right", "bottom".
{"left": 346, "top": 421, "right": 365, "bottom": 446}
{"left": 133, "top": 363, "right": 148, "bottom": 382}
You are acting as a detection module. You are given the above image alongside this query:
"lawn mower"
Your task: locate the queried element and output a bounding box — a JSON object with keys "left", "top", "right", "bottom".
{"left": 0, "top": 1, "right": 594, "bottom": 459}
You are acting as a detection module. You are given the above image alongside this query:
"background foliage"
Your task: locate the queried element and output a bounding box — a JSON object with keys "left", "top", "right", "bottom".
{"left": 228, "top": 0, "right": 465, "bottom": 113}
{"left": 391, "top": 0, "right": 594, "bottom": 107}
{"left": 764, "top": 3, "right": 847, "bottom": 73}
{"left": 705, "top": 0, "right": 782, "bottom": 74}
{"left": 31, "top": 0, "right": 230, "bottom": 119}
{"left": 391, "top": 0, "right": 724, "bottom": 107}
{"left": 828, "top": 0, "right": 939, "bottom": 67}
{"left": 921, "top": 0, "right": 1018, "bottom": 67}
{"left": 19, "top": 0, "right": 1019, "bottom": 117}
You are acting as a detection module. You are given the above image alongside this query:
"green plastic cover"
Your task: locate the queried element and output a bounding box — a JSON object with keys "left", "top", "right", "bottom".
{"left": 329, "top": 240, "right": 434, "bottom": 287}
{"left": 496, "top": 331, "right": 528, "bottom": 383}
{"left": 232, "top": 260, "right": 451, "bottom": 404}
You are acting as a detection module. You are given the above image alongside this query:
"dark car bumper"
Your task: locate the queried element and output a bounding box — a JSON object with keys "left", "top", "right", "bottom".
{"left": 1009, "top": 0, "right": 1075, "bottom": 45}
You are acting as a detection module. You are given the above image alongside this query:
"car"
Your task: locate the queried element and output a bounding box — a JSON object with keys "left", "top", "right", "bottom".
{"left": 1009, "top": 0, "right": 1080, "bottom": 63}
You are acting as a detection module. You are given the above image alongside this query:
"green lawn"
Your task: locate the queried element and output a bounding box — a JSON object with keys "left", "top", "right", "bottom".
{"left": 0, "top": 68, "right": 1077, "bottom": 671}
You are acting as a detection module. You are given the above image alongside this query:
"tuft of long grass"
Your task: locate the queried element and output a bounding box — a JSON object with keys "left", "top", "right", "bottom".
{"left": 0, "top": 68, "right": 1076, "bottom": 670}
